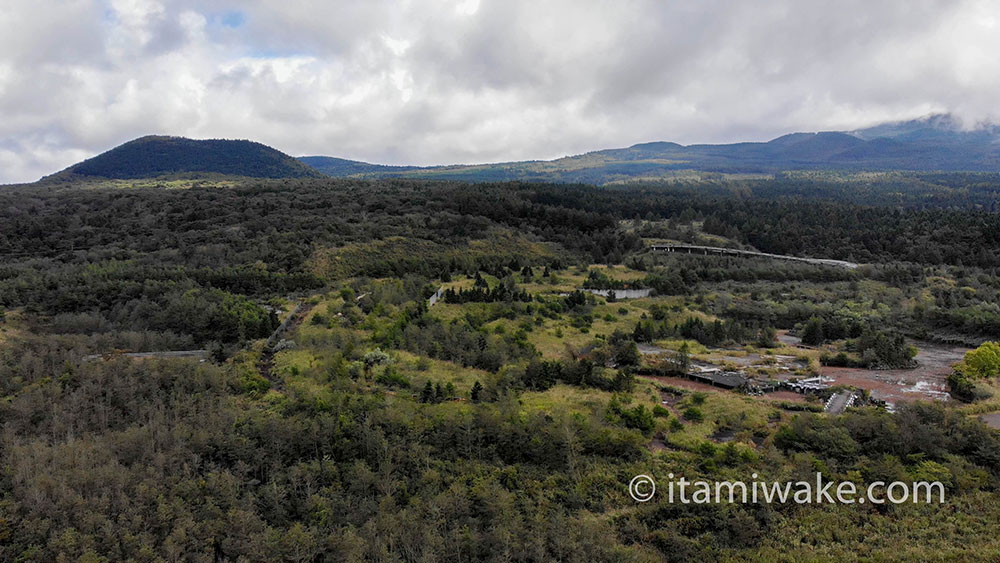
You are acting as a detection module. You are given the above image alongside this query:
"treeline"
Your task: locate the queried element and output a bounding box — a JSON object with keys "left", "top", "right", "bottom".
{"left": 632, "top": 314, "right": 775, "bottom": 348}
{"left": 441, "top": 275, "right": 532, "bottom": 304}
{"left": 820, "top": 329, "right": 918, "bottom": 370}
{"left": 494, "top": 357, "right": 635, "bottom": 394}
{"left": 775, "top": 402, "right": 1000, "bottom": 472}
{"left": 6, "top": 179, "right": 1000, "bottom": 278}
{"left": 466, "top": 182, "right": 1000, "bottom": 268}
{"left": 582, "top": 268, "right": 647, "bottom": 290}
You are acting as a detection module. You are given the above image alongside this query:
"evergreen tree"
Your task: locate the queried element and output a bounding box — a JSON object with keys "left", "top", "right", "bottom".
{"left": 756, "top": 326, "right": 777, "bottom": 348}
{"left": 672, "top": 342, "right": 691, "bottom": 374}
{"left": 801, "top": 317, "right": 825, "bottom": 346}
{"left": 420, "top": 381, "right": 434, "bottom": 403}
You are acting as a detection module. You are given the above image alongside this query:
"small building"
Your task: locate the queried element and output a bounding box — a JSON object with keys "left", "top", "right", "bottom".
{"left": 690, "top": 371, "right": 747, "bottom": 389}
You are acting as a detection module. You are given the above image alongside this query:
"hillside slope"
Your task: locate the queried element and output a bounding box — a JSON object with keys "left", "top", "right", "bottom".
{"left": 298, "top": 156, "right": 422, "bottom": 176}
{"left": 47, "top": 136, "right": 324, "bottom": 180}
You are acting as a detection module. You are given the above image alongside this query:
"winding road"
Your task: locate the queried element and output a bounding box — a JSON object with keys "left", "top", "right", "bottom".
{"left": 651, "top": 244, "right": 859, "bottom": 269}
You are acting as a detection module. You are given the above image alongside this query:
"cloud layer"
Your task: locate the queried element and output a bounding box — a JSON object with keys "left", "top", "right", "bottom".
{"left": 2, "top": 0, "right": 1000, "bottom": 183}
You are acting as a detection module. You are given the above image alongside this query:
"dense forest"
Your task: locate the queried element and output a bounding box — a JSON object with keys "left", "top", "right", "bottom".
{"left": 2, "top": 175, "right": 1000, "bottom": 560}
{"left": 44, "top": 136, "right": 324, "bottom": 181}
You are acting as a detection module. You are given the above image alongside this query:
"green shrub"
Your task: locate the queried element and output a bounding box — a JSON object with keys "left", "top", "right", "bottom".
{"left": 683, "top": 407, "right": 704, "bottom": 423}
{"left": 375, "top": 368, "right": 410, "bottom": 389}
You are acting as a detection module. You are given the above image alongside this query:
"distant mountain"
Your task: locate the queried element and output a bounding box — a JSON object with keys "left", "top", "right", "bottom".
{"left": 36, "top": 114, "right": 1000, "bottom": 186}
{"left": 47, "top": 136, "right": 324, "bottom": 181}
{"left": 298, "top": 156, "right": 422, "bottom": 176}
{"left": 300, "top": 114, "right": 1000, "bottom": 184}
{"left": 847, "top": 114, "right": 1000, "bottom": 143}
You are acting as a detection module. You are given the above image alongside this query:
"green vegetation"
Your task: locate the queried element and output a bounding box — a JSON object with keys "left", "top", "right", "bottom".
{"left": 950, "top": 342, "right": 1000, "bottom": 402}
{"left": 1, "top": 175, "right": 1000, "bottom": 560}
{"left": 48, "top": 135, "right": 324, "bottom": 181}
{"left": 959, "top": 341, "right": 1000, "bottom": 379}
{"left": 821, "top": 329, "right": 918, "bottom": 369}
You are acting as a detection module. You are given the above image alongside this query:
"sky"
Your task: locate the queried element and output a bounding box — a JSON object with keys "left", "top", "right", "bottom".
{"left": 2, "top": 0, "right": 1000, "bottom": 183}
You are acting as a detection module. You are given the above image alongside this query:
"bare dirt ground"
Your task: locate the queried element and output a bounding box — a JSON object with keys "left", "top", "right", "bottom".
{"left": 776, "top": 330, "right": 804, "bottom": 347}
{"left": 979, "top": 413, "right": 1000, "bottom": 430}
{"left": 648, "top": 435, "right": 671, "bottom": 452}
{"left": 711, "top": 353, "right": 760, "bottom": 366}
{"left": 642, "top": 375, "right": 723, "bottom": 393}
{"left": 640, "top": 340, "right": 966, "bottom": 408}
{"left": 821, "top": 341, "right": 966, "bottom": 404}
{"left": 637, "top": 343, "right": 672, "bottom": 356}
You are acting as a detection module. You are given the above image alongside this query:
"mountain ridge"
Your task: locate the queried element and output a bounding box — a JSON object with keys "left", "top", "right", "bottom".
{"left": 299, "top": 114, "right": 1000, "bottom": 183}
{"left": 31, "top": 114, "right": 1000, "bottom": 185}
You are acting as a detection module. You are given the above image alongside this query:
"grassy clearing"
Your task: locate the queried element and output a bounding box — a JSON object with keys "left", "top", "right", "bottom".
{"left": 655, "top": 387, "right": 776, "bottom": 450}
{"left": 957, "top": 381, "right": 1000, "bottom": 415}
{"left": 521, "top": 379, "right": 665, "bottom": 426}
{"left": 0, "top": 309, "right": 23, "bottom": 345}
{"left": 517, "top": 264, "right": 648, "bottom": 295}
{"left": 276, "top": 264, "right": 816, "bottom": 456}
{"left": 392, "top": 350, "right": 489, "bottom": 395}
{"left": 520, "top": 384, "right": 614, "bottom": 415}
{"left": 308, "top": 230, "right": 558, "bottom": 279}
{"left": 272, "top": 348, "right": 324, "bottom": 380}
{"left": 295, "top": 294, "right": 348, "bottom": 341}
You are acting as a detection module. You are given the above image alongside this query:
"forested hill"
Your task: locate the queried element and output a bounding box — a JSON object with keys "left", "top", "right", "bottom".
{"left": 298, "top": 114, "right": 1000, "bottom": 184}
{"left": 44, "top": 136, "right": 325, "bottom": 181}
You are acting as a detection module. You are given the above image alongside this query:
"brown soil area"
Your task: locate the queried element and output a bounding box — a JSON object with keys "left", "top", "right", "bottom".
{"left": 711, "top": 353, "right": 760, "bottom": 366}
{"left": 776, "top": 330, "right": 804, "bottom": 347}
{"left": 648, "top": 435, "right": 671, "bottom": 452}
{"left": 820, "top": 341, "right": 965, "bottom": 404}
{"left": 641, "top": 375, "right": 723, "bottom": 393}
{"left": 979, "top": 413, "right": 1000, "bottom": 430}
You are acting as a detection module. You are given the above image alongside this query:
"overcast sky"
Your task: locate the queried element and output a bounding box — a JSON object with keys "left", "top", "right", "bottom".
{"left": 2, "top": 0, "right": 1000, "bottom": 183}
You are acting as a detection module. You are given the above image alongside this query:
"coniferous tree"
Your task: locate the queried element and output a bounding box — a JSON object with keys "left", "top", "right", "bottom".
{"left": 420, "top": 381, "right": 434, "bottom": 403}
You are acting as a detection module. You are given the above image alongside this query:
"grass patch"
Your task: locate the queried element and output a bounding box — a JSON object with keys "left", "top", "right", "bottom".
{"left": 393, "top": 350, "right": 490, "bottom": 395}
{"left": 663, "top": 390, "right": 774, "bottom": 450}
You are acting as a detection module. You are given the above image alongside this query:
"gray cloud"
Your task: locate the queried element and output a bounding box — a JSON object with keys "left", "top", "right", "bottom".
{"left": 2, "top": 0, "right": 999, "bottom": 182}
